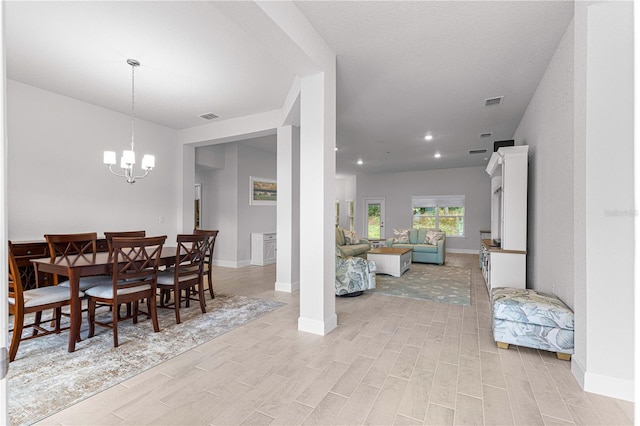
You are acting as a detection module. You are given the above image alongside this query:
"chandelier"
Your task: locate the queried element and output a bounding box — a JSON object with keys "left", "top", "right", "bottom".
{"left": 103, "top": 59, "right": 155, "bottom": 184}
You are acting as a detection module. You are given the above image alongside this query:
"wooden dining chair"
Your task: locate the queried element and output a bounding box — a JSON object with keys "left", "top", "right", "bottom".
{"left": 8, "top": 241, "right": 75, "bottom": 362}
{"left": 104, "top": 231, "right": 146, "bottom": 253}
{"left": 44, "top": 232, "right": 112, "bottom": 290}
{"left": 193, "top": 229, "right": 219, "bottom": 299}
{"left": 157, "top": 234, "right": 208, "bottom": 324}
{"left": 85, "top": 235, "right": 166, "bottom": 347}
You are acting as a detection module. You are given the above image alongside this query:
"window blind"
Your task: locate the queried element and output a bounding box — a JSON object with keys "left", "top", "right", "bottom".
{"left": 412, "top": 195, "right": 465, "bottom": 208}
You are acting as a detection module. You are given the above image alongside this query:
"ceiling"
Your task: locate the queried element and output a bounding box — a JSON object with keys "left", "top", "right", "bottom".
{"left": 6, "top": 1, "right": 574, "bottom": 176}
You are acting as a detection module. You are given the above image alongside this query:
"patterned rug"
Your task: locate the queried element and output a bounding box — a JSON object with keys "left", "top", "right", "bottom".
{"left": 372, "top": 263, "right": 471, "bottom": 305}
{"left": 8, "top": 294, "right": 285, "bottom": 426}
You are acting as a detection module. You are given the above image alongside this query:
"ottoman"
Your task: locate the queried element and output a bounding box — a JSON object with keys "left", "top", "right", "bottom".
{"left": 491, "top": 287, "right": 574, "bottom": 360}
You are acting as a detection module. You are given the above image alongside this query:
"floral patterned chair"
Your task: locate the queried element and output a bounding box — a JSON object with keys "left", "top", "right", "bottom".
{"left": 335, "top": 249, "right": 376, "bottom": 297}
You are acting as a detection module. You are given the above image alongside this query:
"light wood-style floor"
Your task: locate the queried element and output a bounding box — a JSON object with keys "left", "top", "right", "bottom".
{"left": 39, "top": 254, "right": 633, "bottom": 425}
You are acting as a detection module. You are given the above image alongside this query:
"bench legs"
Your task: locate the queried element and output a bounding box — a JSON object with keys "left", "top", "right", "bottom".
{"left": 496, "top": 341, "right": 571, "bottom": 361}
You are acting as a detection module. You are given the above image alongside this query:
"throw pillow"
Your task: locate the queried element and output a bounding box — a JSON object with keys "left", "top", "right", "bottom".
{"left": 344, "top": 230, "right": 360, "bottom": 245}
{"left": 392, "top": 228, "right": 410, "bottom": 244}
{"left": 425, "top": 229, "right": 445, "bottom": 245}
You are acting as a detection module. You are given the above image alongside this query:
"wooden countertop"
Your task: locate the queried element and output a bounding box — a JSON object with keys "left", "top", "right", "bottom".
{"left": 481, "top": 239, "right": 527, "bottom": 255}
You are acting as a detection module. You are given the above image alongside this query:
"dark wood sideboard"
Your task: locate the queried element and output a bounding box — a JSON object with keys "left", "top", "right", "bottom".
{"left": 11, "top": 239, "right": 109, "bottom": 290}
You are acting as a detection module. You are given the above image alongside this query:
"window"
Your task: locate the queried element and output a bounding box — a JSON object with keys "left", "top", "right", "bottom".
{"left": 335, "top": 201, "right": 340, "bottom": 227}
{"left": 411, "top": 195, "right": 465, "bottom": 237}
{"left": 347, "top": 200, "right": 355, "bottom": 231}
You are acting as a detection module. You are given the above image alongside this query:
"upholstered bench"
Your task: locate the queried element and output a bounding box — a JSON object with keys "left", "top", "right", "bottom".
{"left": 491, "top": 287, "right": 574, "bottom": 360}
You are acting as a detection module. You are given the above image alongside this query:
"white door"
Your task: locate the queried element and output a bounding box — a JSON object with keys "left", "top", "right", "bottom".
{"left": 364, "top": 198, "right": 385, "bottom": 241}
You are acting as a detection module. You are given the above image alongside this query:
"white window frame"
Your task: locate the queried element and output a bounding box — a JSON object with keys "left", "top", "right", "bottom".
{"left": 411, "top": 195, "right": 466, "bottom": 238}
{"left": 346, "top": 200, "right": 355, "bottom": 231}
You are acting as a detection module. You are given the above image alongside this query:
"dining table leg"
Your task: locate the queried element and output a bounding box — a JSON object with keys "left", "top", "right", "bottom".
{"left": 67, "top": 269, "right": 82, "bottom": 352}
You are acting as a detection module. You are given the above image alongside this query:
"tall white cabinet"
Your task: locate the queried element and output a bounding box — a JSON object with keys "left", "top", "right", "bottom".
{"left": 480, "top": 146, "right": 528, "bottom": 291}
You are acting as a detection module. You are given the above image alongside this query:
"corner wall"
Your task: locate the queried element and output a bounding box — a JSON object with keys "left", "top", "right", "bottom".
{"left": 195, "top": 141, "right": 276, "bottom": 267}
{"left": 7, "top": 80, "right": 180, "bottom": 241}
{"left": 513, "top": 19, "right": 575, "bottom": 308}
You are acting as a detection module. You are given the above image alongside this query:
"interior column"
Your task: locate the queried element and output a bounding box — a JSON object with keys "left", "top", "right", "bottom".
{"left": 298, "top": 71, "right": 337, "bottom": 335}
{"left": 275, "top": 125, "right": 300, "bottom": 292}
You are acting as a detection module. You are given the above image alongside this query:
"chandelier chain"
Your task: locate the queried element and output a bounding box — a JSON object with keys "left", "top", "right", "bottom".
{"left": 130, "top": 62, "right": 135, "bottom": 151}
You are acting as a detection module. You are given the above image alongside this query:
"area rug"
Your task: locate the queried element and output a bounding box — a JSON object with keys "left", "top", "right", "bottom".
{"left": 372, "top": 263, "right": 471, "bottom": 305}
{"left": 8, "top": 294, "right": 285, "bottom": 426}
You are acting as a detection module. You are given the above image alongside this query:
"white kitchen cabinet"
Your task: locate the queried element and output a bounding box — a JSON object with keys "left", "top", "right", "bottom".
{"left": 251, "top": 232, "right": 276, "bottom": 266}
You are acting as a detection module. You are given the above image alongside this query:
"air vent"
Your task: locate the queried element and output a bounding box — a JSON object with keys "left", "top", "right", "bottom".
{"left": 484, "top": 96, "right": 504, "bottom": 106}
{"left": 480, "top": 132, "right": 493, "bottom": 138}
{"left": 199, "top": 112, "right": 219, "bottom": 120}
{"left": 469, "top": 149, "right": 487, "bottom": 154}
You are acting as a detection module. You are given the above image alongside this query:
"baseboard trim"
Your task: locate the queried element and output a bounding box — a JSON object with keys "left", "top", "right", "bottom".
{"left": 212, "top": 259, "right": 252, "bottom": 268}
{"left": 584, "top": 371, "right": 634, "bottom": 402}
{"left": 572, "top": 356, "right": 634, "bottom": 401}
{"left": 446, "top": 248, "right": 480, "bottom": 255}
{"left": 275, "top": 280, "right": 300, "bottom": 293}
{"left": 298, "top": 314, "right": 337, "bottom": 336}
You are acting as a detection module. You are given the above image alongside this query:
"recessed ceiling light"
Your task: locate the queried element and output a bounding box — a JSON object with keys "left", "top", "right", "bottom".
{"left": 357, "top": 159, "right": 364, "bottom": 165}
{"left": 434, "top": 153, "right": 441, "bottom": 158}
{"left": 424, "top": 134, "right": 433, "bottom": 141}
{"left": 335, "top": 147, "right": 338, "bottom": 152}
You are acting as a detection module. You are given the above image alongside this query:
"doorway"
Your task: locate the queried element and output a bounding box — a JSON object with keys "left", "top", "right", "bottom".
{"left": 364, "top": 198, "right": 385, "bottom": 240}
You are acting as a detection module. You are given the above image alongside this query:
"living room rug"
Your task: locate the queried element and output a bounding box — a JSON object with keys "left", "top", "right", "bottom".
{"left": 8, "top": 294, "right": 285, "bottom": 426}
{"left": 371, "top": 263, "right": 471, "bottom": 305}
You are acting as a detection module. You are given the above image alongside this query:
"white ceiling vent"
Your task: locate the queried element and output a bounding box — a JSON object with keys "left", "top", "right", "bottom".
{"left": 480, "top": 132, "right": 493, "bottom": 138}
{"left": 199, "top": 112, "right": 219, "bottom": 120}
{"left": 484, "top": 96, "right": 504, "bottom": 106}
{"left": 469, "top": 149, "right": 487, "bottom": 154}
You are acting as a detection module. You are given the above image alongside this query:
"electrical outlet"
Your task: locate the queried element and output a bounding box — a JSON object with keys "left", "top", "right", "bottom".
{"left": 158, "top": 216, "right": 164, "bottom": 224}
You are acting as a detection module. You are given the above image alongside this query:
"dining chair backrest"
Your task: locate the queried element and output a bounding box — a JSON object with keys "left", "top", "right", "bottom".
{"left": 111, "top": 236, "right": 166, "bottom": 290}
{"left": 45, "top": 232, "right": 98, "bottom": 258}
{"left": 192, "top": 229, "right": 219, "bottom": 299}
{"left": 44, "top": 232, "right": 98, "bottom": 284}
{"left": 174, "top": 234, "right": 208, "bottom": 283}
{"left": 104, "top": 231, "right": 146, "bottom": 253}
{"left": 8, "top": 241, "right": 24, "bottom": 311}
{"left": 192, "top": 229, "right": 218, "bottom": 270}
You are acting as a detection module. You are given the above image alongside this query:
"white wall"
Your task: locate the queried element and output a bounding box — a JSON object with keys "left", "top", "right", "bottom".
{"left": 195, "top": 141, "right": 276, "bottom": 267}
{"left": 578, "top": 1, "right": 634, "bottom": 401}
{"left": 355, "top": 167, "right": 490, "bottom": 252}
{"left": 237, "top": 142, "right": 277, "bottom": 262}
{"left": 516, "top": 3, "right": 634, "bottom": 401}
{"left": 513, "top": 19, "right": 575, "bottom": 308}
{"left": 7, "top": 80, "right": 180, "bottom": 241}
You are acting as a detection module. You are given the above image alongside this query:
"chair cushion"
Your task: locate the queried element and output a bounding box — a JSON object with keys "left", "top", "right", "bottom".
{"left": 9, "top": 286, "right": 80, "bottom": 308}
{"left": 491, "top": 288, "right": 574, "bottom": 330}
{"left": 412, "top": 244, "right": 438, "bottom": 253}
{"left": 59, "top": 275, "right": 113, "bottom": 291}
{"left": 85, "top": 283, "right": 152, "bottom": 299}
{"left": 156, "top": 270, "right": 199, "bottom": 285}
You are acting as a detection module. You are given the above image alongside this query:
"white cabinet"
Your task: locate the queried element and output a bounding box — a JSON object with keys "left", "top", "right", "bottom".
{"left": 483, "top": 146, "right": 528, "bottom": 291}
{"left": 251, "top": 232, "right": 276, "bottom": 266}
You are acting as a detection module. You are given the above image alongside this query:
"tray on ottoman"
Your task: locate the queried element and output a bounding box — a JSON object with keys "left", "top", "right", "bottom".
{"left": 491, "top": 287, "right": 574, "bottom": 360}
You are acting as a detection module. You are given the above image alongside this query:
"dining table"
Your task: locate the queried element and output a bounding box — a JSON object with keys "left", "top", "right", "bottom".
{"left": 31, "top": 246, "right": 177, "bottom": 352}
